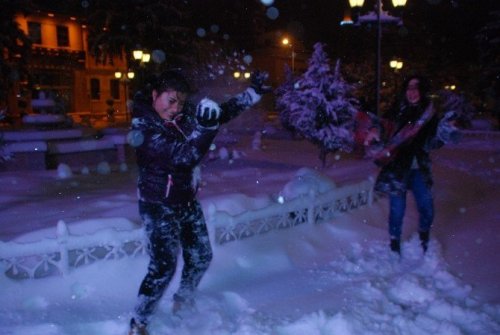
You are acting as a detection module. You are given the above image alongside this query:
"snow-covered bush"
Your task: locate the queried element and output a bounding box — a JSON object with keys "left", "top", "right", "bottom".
{"left": 438, "top": 90, "right": 477, "bottom": 129}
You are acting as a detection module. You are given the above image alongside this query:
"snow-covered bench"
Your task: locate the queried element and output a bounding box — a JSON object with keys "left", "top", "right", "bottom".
{"left": 46, "top": 138, "right": 118, "bottom": 169}
{"left": 1, "top": 128, "right": 131, "bottom": 171}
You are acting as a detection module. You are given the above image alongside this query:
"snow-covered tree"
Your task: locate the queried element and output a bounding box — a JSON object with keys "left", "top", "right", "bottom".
{"left": 276, "top": 42, "right": 359, "bottom": 166}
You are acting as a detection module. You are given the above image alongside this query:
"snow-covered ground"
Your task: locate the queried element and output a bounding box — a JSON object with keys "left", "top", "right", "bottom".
{"left": 0, "top": 127, "right": 499, "bottom": 335}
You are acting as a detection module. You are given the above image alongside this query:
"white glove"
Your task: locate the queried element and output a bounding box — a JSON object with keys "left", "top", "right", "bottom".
{"left": 196, "top": 98, "right": 221, "bottom": 128}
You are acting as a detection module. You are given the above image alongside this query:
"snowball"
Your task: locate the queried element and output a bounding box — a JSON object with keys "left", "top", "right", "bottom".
{"left": 196, "top": 27, "right": 206, "bottom": 37}
{"left": 219, "top": 147, "right": 229, "bottom": 160}
{"left": 266, "top": 7, "right": 280, "bottom": 20}
{"left": 243, "top": 55, "right": 253, "bottom": 64}
{"left": 126, "top": 130, "right": 144, "bottom": 147}
{"left": 260, "top": 0, "right": 274, "bottom": 5}
{"left": 151, "top": 49, "right": 166, "bottom": 64}
{"left": 96, "top": 161, "right": 111, "bottom": 175}
{"left": 57, "top": 163, "right": 73, "bottom": 179}
{"left": 210, "top": 24, "right": 219, "bottom": 33}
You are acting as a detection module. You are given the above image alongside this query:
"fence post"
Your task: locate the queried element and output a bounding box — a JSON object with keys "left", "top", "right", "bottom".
{"left": 56, "top": 220, "right": 70, "bottom": 276}
{"left": 367, "top": 179, "right": 374, "bottom": 206}
{"left": 307, "top": 189, "right": 316, "bottom": 225}
{"left": 206, "top": 202, "right": 218, "bottom": 244}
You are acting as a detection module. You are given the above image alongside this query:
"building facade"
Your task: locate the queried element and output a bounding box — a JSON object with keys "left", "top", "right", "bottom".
{"left": 11, "top": 11, "right": 130, "bottom": 126}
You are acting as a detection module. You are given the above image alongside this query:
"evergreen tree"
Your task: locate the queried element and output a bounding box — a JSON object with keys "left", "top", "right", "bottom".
{"left": 277, "top": 42, "right": 359, "bottom": 166}
{"left": 438, "top": 90, "right": 477, "bottom": 129}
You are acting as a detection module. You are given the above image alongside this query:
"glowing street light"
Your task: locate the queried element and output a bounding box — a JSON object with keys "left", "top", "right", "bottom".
{"left": 114, "top": 70, "right": 135, "bottom": 122}
{"left": 346, "top": 0, "right": 408, "bottom": 115}
{"left": 233, "top": 71, "right": 251, "bottom": 80}
{"left": 281, "top": 37, "right": 295, "bottom": 72}
{"left": 132, "top": 49, "right": 143, "bottom": 61}
{"left": 390, "top": 59, "right": 403, "bottom": 71}
{"left": 141, "top": 53, "right": 151, "bottom": 63}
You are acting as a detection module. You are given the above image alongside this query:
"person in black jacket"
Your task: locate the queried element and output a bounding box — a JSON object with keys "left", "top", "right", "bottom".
{"left": 128, "top": 70, "right": 270, "bottom": 335}
{"left": 366, "top": 75, "right": 459, "bottom": 255}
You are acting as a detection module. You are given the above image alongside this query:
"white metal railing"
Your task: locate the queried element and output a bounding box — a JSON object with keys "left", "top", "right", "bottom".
{"left": 206, "top": 179, "right": 374, "bottom": 244}
{"left": 0, "top": 179, "right": 374, "bottom": 279}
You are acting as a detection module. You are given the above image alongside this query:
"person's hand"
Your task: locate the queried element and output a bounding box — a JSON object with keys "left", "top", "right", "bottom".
{"left": 250, "top": 71, "right": 272, "bottom": 95}
{"left": 196, "top": 98, "right": 221, "bottom": 128}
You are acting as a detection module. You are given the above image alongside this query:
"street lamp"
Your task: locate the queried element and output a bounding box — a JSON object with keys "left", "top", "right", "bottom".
{"left": 233, "top": 71, "right": 251, "bottom": 80}
{"left": 389, "top": 59, "right": 403, "bottom": 72}
{"left": 132, "top": 48, "right": 151, "bottom": 65}
{"left": 348, "top": 0, "right": 407, "bottom": 115}
{"left": 114, "top": 70, "right": 135, "bottom": 122}
{"left": 389, "top": 59, "right": 403, "bottom": 93}
{"left": 132, "top": 49, "right": 143, "bottom": 61}
{"left": 281, "top": 37, "right": 295, "bottom": 72}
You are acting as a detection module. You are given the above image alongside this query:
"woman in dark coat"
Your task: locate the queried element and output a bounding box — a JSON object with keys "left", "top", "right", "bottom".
{"left": 367, "top": 75, "right": 459, "bottom": 255}
{"left": 128, "top": 70, "right": 269, "bottom": 335}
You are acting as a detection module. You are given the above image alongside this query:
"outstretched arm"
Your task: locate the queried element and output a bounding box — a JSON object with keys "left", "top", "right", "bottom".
{"left": 219, "top": 71, "right": 272, "bottom": 124}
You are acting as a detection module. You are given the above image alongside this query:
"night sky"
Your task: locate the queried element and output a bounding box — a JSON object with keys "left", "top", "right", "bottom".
{"left": 266, "top": 0, "right": 498, "bottom": 61}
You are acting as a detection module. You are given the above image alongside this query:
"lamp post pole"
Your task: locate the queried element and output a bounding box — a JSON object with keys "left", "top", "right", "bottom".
{"left": 282, "top": 37, "right": 295, "bottom": 72}
{"left": 376, "top": 0, "right": 382, "bottom": 116}
{"left": 347, "top": 0, "right": 406, "bottom": 115}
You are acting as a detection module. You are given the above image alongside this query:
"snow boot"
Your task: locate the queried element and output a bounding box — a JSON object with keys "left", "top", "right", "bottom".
{"left": 419, "top": 231, "right": 430, "bottom": 253}
{"left": 390, "top": 238, "right": 401, "bottom": 254}
{"left": 128, "top": 318, "right": 148, "bottom": 335}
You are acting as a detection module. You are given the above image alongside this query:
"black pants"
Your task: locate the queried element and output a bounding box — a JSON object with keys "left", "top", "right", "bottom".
{"left": 133, "top": 200, "right": 213, "bottom": 325}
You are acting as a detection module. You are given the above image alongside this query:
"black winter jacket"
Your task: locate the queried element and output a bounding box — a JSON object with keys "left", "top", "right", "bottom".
{"left": 131, "top": 88, "right": 260, "bottom": 204}
{"left": 374, "top": 101, "right": 457, "bottom": 196}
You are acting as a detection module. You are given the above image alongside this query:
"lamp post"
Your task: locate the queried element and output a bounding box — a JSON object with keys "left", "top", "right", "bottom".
{"left": 133, "top": 48, "right": 151, "bottom": 65}
{"left": 281, "top": 37, "right": 295, "bottom": 72}
{"left": 389, "top": 59, "right": 403, "bottom": 94}
{"left": 114, "top": 70, "right": 135, "bottom": 122}
{"left": 233, "top": 71, "right": 251, "bottom": 80}
{"left": 348, "top": 0, "right": 407, "bottom": 115}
